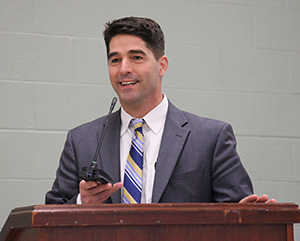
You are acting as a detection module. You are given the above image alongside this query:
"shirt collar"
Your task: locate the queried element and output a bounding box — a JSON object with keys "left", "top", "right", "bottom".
{"left": 120, "top": 94, "right": 169, "bottom": 136}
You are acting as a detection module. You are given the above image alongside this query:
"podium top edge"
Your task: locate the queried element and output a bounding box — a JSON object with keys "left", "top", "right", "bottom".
{"left": 11, "top": 202, "right": 299, "bottom": 214}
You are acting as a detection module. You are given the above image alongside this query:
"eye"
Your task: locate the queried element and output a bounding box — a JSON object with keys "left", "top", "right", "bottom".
{"left": 133, "top": 56, "right": 143, "bottom": 60}
{"left": 110, "top": 58, "right": 120, "bottom": 64}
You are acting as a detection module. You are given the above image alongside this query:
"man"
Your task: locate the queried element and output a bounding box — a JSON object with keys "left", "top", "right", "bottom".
{"left": 46, "top": 17, "right": 275, "bottom": 205}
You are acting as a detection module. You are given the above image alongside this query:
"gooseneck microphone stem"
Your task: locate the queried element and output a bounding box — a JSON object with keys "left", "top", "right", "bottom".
{"left": 91, "top": 97, "right": 117, "bottom": 168}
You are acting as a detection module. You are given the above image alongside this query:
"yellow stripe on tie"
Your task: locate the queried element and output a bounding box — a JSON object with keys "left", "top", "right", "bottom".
{"left": 123, "top": 188, "right": 137, "bottom": 204}
{"left": 128, "top": 155, "right": 142, "bottom": 177}
{"left": 136, "top": 131, "right": 143, "bottom": 143}
{"left": 134, "top": 122, "right": 143, "bottom": 129}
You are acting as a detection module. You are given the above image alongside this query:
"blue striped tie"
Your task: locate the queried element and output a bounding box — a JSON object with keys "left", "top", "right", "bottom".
{"left": 122, "top": 118, "right": 145, "bottom": 204}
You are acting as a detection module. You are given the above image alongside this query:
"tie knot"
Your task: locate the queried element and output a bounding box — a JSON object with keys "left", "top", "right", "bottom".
{"left": 131, "top": 118, "right": 144, "bottom": 131}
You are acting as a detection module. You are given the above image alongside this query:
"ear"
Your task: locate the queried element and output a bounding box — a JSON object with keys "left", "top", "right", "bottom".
{"left": 158, "top": 55, "right": 169, "bottom": 77}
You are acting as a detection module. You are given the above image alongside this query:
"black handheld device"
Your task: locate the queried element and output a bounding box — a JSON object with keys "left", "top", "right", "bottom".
{"left": 79, "top": 97, "right": 117, "bottom": 184}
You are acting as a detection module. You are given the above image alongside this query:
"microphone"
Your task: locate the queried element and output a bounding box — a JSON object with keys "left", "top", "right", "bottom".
{"left": 79, "top": 97, "right": 117, "bottom": 184}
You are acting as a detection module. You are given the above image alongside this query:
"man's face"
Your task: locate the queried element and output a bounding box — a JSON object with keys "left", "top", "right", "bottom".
{"left": 108, "top": 34, "right": 168, "bottom": 112}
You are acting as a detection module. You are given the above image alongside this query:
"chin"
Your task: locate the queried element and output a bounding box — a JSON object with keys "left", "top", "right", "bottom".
{"left": 120, "top": 96, "right": 141, "bottom": 105}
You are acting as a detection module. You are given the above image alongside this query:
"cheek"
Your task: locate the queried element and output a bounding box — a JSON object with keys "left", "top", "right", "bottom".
{"left": 108, "top": 67, "right": 114, "bottom": 78}
{"left": 109, "top": 64, "right": 118, "bottom": 74}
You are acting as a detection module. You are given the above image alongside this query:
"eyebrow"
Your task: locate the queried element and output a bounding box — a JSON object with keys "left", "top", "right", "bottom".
{"left": 128, "top": 49, "right": 146, "bottom": 55}
{"left": 108, "top": 49, "right": 146, "bottom": 60}
{"left": 108, "top": 52, "right": 118, "bottom": 60}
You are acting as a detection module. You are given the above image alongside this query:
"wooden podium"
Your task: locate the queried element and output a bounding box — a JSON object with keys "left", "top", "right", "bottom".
{"left": 1, "top": 203, "right": 300, "bottom": 241}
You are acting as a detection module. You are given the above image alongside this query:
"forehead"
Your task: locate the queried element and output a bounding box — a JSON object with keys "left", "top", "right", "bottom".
{"left": 109, "top": 34, "right": 151, "bottom": 54}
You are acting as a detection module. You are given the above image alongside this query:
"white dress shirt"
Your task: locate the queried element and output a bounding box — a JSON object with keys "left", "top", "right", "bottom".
{"left": 120, "top": 94, "right": 168, "bottom": 203}
{"left": 77, "top": 95, "right": 168, "bottom": 204}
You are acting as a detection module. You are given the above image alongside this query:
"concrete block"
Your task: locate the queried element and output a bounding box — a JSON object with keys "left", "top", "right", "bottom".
{"left": 219, "top": 0, "right": 285, "bottom": 7}
{"left": 0, "top": 33, "right": 73, "bottom": 82}
{"left": 0, "top": 81, "right": 35, "bottom": 129}
{"left": 295, "top": 225, "right": 300, "bottom": 241}
{"left": 253, "top": 181, "right": 300, "bottom": 204}
{"left": 288, "top": 0, "right": 300, "bottom": 9}
{"left": 255, "top": 8, "right": 300, "bottom": 51}
{"left": 35, "top": 83, "right": 116, "bottom": 130}
{"left": 0, "top": 180, "right": 53, "bottom": 228}
{"left": 72, "top": 38, "right": 108, "bottom": 84}
{"left": 258, "top": 95, "right": 300, "bottom": 137}
{"left": 163, "top": 88, "right": 187, "bottom": 111}
{"left": 183, "top": 3, "right": 253, "bottom": 48}
{"left": 165, "top": 44, "right": 221, "bottom": 91}
{"left": 293, "top": 140, "right": 300, "bottom": 182}
{"left": 32, "top": 0, "right": 112, "bottom": 37}
{"left": 237, "top": 137, "right": 293, "bottom": 182}
{"left": 221, "top": 49, "right": 289, "bottom": 93}
{"left": 107, "top": 0, "right": 186, "bottom": 45}
{"left": 291, "top": 52, "right": 300, "bottom": 94}
{"left": 0, "top": 131, "right": 66, "bottom": 179}
{"left": 185, "top": 91, "right": 257, "bottom": 136}
{"left": 0, "top": 0, "right": 32, "bottom": 32}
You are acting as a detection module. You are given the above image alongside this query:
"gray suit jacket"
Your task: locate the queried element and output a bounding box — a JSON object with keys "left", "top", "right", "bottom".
{"left": 46, "top": 101, "right": 253, "bottom": 204}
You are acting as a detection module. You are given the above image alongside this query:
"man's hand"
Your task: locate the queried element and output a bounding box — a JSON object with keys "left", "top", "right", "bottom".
{"left": 239, "top": 194, "right": 276, "bottom": 204}
{"left": 79, "top": 180, "right": 123, "bottom": 204}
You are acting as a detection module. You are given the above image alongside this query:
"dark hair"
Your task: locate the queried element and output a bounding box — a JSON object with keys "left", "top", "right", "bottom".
{"left": 103, "top": 17, "right": 165, "bottom": 60}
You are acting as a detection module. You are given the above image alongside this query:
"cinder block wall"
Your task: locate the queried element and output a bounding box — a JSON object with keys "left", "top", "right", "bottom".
{"left": 1, "top": 0, "right": 299, "bottom": 238}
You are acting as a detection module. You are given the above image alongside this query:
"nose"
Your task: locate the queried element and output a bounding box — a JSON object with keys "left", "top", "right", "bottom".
{"left": 120, "top": 58, "right": 133, "bottom": 75}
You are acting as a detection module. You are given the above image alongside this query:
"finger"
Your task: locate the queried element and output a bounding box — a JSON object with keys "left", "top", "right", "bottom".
{"left": 88, "top": 183, "right": 113, "bottom": 196}
{"left": 95, "top": 182, "right": 122, "bottom": 200}
{"left": 112, "top": 182, "right": 123, "bottom": 190}
{"left": 255, "top": 194, "right": 269, "bottom": 203}
{"left": 267, "top": 198, "right": 277, "bottom": 204}
{"left": 80, "top": 181, "right": 123, "bottom": 204}
{"left": 95, "top": 182, "right": 123, "bottom": 202}
{"left": 80, "top": 180, "right": 98, "bottom": 190}
{"left": 80, "top": 183, "right": 112, "bottom": 204}
{"left": 80, "top": 182, "right": 111, "bottom": 199}
{"left": 239, "top": 194, "right": 258, "bottom": 203}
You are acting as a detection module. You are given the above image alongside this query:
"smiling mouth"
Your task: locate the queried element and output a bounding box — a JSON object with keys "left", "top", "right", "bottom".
{"left": 120, "top": 81, "right": 138, "bottom": 86}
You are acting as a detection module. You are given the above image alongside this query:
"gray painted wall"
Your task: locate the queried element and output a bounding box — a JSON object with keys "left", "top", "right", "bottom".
{"left": 1, "top": 0, "right": 299, "bottom": 238}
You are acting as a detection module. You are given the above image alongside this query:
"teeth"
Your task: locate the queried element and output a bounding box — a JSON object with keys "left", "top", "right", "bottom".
{"left": 121, "top": 81, "right": 137, "bottom": 86}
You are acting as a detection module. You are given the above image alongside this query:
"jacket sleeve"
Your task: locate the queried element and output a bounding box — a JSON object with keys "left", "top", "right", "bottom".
{"left": 211, "top": 123, "right": 253, "bottom": 202}
{"left": 45, "top": 130, "right": 80, "bottom": 204}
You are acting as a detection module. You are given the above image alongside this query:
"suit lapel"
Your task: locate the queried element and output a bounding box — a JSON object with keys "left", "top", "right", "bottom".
{"left": 151, "top": 102, "right": 190, "bottom": 203}
{"left": 96, "top": 103, "right": 190, "bottom": 203}
{"left": 98, "top": 110, "right": 121, "bottom": 203}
